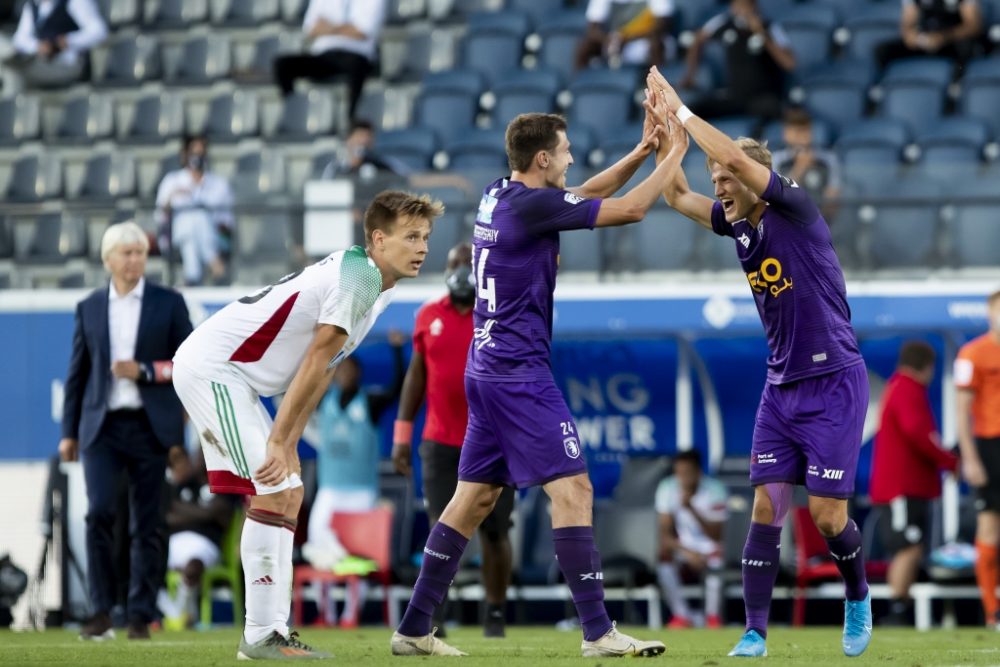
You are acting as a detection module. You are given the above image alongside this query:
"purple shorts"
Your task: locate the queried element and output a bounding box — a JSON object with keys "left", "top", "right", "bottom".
{"left": 458, "top": 377, "right": 587, "bottom": 489}
{"left": 750, "top": 362, "right": 869, "bottom": 498}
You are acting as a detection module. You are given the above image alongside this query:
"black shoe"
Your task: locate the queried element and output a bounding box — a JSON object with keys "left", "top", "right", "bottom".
{"left": 127, "top": 620, "right": 150, "bottom": 640}
{"left": 80, "top": 613, "right": 115, "bottom": 641}
{"left": 484, "top": 605, "right": 506, "bottom": 638}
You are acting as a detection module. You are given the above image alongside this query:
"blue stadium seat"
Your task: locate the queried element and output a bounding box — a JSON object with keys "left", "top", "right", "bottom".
{"left": 468, "top": 9, "right": 531, "bottom": 37}
{"left": 422, "top": 69, "right": 486, "bottom": 96}
{"left": 799, "top": 58, "right": 877, "bottom": 89}
{"left": 272, "top": 91, "right": 334, "bottom": 142}
{"left": 868, "top": 178, "right": 941, "bottom": 269}
{"left": 204, "top": 91, "right": 259, "bottom": 143}
{"left": 881, "top": 57, "right": 954, "bottom": 87}
{"left": 95, "top": 35, "right": 162, "bottom": 87}
{"left": 568, "top": 125, "right": 598, "bottom": 168}
{"left": 423, "top": 210, "right": 466, "bottom": 274}
{"left": 74, "top": 153, "right": 135, "bottom": 201}
{"left": 567, "top": 85, "right": 634, "bottom": 144}
{"left": 879, "top": 82, "right": 946, "bottom": 135}
{"left": 835, "top": 118, "right": 910, "bottom": 151}
{"left": 635, "top": 207, "right": 697, "bottom": 271}
{"left": 915, "top": 117, "right": 991, "bottom": 149}
{"left": 557, "top": 227, "right": 603, "bottom": 272}
{"left": 839, "top": 144, "right": 903, "bottom": 192}
{"left": 507, "top": 0, "right": 571, "bottom": 30}
{"left": 569, "top": 66, "right": 640, "bottom": 95}
{"left": 784, "top": 24, "right": 833, "bottom": 76}
{"left": 375, "top": 128, "right": 439, "bottom": 171}
{"left": 675, "top": 0, "right": 722, "bottom": 33}
{"left": 445, "top": 128, "right": 508, "bottom": 171}
{"left": 5, "top": 155, "right": 62, "bottom": 202}
{"left": 655, "top": 62, "right": 716, "bottom": 109}
{"left": 841, "top": 15, "right": 898, "bottom": 62}
{"left": 783, "top": 3, "right": 839, "bottom": 31}
{"left": 912, "top": 145, "right": 982, "bottom": 182}
{"left": 757, "top": 0, "right": 797, "bottom": 21}
{"left": 462, "top": 31, "right": 524, "bottom": 86}
{"left": 415, "top": 92, "right": 478, "bottom": 145}
{"left": 144, "top": 0, "right": 207, "bottom": 29}
{"left": 712, "top": 116, "right": 758, "bottom": 140}
{"left": 760, "top": 117, "right": 835, "bottom": 149}
{"left": 123, "top": 94, "right": 184, "bottom": 144}
{"left": 949, "top": 180, "right": 1000, "bottom": 268}
{"left": 801, "top": 81, "right": 867, "bottom": 131}
{"left": 537, "top": 10, "right": 590, "bottom": 80}
{"left": 166, "top": 35, "right": 230, "bottom": 85}
{"left": 960, "top": 80, "right": 1000, "bottom": 136}
{"left": 963, "top": 56, "right": 1000, "bottom": 84}
{"left": 488, "top": 69, "right": 561, "bottom": 126}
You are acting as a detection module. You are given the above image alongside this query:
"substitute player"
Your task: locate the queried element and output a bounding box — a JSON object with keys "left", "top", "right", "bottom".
{"left": 391, "top": 242, "right": 516, "bottom": 638}
{"left": 646, "top": 66, "right": 872, "bottom": 657}
{"left": 955, "top": 289, "right": 1000, "bottom": 630}
{"left": 173, "top": 191, "right": 443, "bottom": 660}
{"left": 390, "top": 101, "right": 686, "bottom": 658}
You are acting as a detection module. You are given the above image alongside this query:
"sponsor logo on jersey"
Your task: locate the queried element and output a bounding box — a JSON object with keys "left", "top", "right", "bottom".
{"left": 756, "top": 453, "right": 777, "bottom": 465}
{"left": 779, "top": 174, "right": 800, "bottom": 189}
{"left": 563, "top": 192, "right": 586, "bottom": 205}
{"left": 807, "top": 464, "right": 819, "bottom": 477}
{"left": 738, "top": 233, "right": 751, "bottom": 248}
{"left": 424, "top": 547, "right": 451, "bottom": 561}
{"left": 821, "top": 468, "right": 845, "bottom": 480}
{"left": 563, "top": 436, "right": 581, "bottom": 459}
{"left": 430, "top": 317, "right": 443, "bottom": 336}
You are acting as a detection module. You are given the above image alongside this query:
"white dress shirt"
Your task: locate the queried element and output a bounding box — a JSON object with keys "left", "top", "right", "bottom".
{"left": 155, "top": 169, "right": 235, "bottom": 229}
{"left": 304, "top": 0, "right": 386, "bottom": 61}
{"left": 13, "top": 0, "right": 109, "bottom": 65}
{"left": 107, "top": 277, "right": 144, "bottom": 411}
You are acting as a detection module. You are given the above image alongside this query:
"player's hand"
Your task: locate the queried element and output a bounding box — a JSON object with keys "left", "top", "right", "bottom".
{"left": 636, "top": 90, "right": 661, "bottom": 156}
{"left": 111, "top": 360, "right": 142, "bottom": 380}
{"left": 388, "top": 329, "right": 407, "bottom": 348}
{"left": 665, "top": 109, "right": 689, "bottom": 154}
{"left": 963, "top": 458, "right": 988, "bottom": 487}
{"left": 647, "top": 66, "right": 683, "bottom": 112}
{"left": 391, "top": 442, "right": 412, "bottom": 477}
{"left": 58, "top": 438, "right": 79, "bottom": 462}
{"left": 255, "top": 443, "right": 289, "bottom": 487}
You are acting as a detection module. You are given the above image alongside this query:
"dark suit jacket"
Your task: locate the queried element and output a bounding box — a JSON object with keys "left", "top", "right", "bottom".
{"left": 61, "top": 281, "right": 193, "bottom": 451}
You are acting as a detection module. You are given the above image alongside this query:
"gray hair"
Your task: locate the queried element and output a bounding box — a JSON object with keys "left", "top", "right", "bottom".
{"left": 100, "top": 221, "right": 149, "bottom": 262}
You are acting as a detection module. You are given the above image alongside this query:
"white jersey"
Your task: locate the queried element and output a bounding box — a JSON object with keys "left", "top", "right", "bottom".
{"left": 655, "top": 475, "right": 728, "bottom": 555}
{"left": 175, "top": 246, "right": 393, "bottom": 396}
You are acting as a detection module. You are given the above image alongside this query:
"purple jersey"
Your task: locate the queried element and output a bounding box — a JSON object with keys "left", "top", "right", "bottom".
{"left": 711, "top": 171, "right": 863, "bottom": 385}
{"left": 467, "top": 177, "right": 601, "bottom": 382}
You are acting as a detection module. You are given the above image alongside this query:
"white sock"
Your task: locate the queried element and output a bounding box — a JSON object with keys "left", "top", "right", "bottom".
{"left": 657, "top": 562, "right": 690, "bottom": 619}
{"left": 275, "top": 525, "right": 294, "bottom": 637}
{"left": 242, "top": 515, "right": 284, "bottom": 644}
{"left": 705, "top": 573, "right": 722, "bottom": 618}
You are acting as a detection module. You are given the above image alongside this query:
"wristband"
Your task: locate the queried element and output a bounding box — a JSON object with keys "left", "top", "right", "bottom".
{"left": 676, "top": 105, "right": 694, "bottom": 125}
{"left": 393, "top": 420, "right": 414, "bottom": 443}
{"left": 152, "top": 360, "right": 173, "bottom": 383}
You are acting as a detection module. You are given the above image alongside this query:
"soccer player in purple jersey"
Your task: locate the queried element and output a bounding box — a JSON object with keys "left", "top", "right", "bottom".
{"left": 646, "top": 67, "right": 873, "bottom": 658}
{"left": 391, "top": 104, "right": 687, "bottom": 658}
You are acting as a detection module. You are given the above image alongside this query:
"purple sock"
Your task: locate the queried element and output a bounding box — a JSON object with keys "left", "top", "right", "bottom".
{"left": 826, "top": 519, "right": 869, "bottom": 602}
{"left": 742, "top": 522, "right": 782, "bottom": 639}
{"left": 553, "top": 526, "right": 613, "bottom": 642}
{"left": 397, "top": 522, "right": 468, "bottom": 637}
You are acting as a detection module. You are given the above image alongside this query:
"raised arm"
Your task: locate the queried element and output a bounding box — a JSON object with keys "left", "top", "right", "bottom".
{"left": 256, "top": 323, "right": 347, "bottom": 486}
{"left": 646, "top": 98, "right": 714, "bottom": 229}
{"left": 648, "top": 66, "right": 772, "bottom": 197}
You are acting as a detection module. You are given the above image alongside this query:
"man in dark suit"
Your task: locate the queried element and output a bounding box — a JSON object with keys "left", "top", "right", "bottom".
{"left": 58, "top": 221, "right": 193, "bottom": 640}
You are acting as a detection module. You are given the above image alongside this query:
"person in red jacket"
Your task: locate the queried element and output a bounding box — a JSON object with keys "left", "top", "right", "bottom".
{"left": 870, "top": 340, "right": 959, "bottom": 625}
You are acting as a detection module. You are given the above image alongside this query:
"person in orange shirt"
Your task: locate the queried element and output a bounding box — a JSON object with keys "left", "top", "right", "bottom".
{"left": 955, "top": 289, "right": 1000, "bottom": 631}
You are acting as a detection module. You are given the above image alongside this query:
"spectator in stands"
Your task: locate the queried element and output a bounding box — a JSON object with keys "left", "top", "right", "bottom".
{"left": 681, "top": 0, "right": 795, "bottom": 123}
{"left": 655, "top": 450, "right": 727, "bottom": 629}
{"left": 5, "top": 0, "right": 107, "bottom": 90}
{"left": 771, "top": 108, "right": 841, "bottom": 221}
{"left": 273, "top": 0, "right": 386, "bottom": 123}
{"left": 300, "top": 331, "right": 405, "bottom": 627}
{"left": 870, "top": 341, "right": 958, "bottom": 625}
{"left": 321, "top": 119, "right": 410, "bottom": 179}
{"left": 955, "top": 289, "right": 1000, "bottom": 631}
{"left": 155, "top": 135, "right": 234, "bottom": 287}
{"left": 875, "top": 0, "right": 983, "bottom": 73}
{"left": 160, "top": 447, "right": 238, "bottom": 630}
{"left": 58, "top": 221, "right": 192, "bottom": 641}
{"left": 575, "top": 0, "right": 676, "bottom": 71}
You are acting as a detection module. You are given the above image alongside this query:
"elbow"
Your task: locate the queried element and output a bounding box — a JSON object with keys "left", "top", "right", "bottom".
{"left": 622, "top": 204, "right": 646, "bottom": 223}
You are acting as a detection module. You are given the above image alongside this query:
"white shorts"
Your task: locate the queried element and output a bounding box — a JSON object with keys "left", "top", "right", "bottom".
{"left": 173, "top": 360, "right": 303, "bottom": 496}
{"left": 168, "top": 531, "right": 221, "bottom": 571}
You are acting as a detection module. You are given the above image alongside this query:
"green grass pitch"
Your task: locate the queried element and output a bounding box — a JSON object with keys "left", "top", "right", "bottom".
{"left": 2, "top": 626, "right": 998, "bottom": 666}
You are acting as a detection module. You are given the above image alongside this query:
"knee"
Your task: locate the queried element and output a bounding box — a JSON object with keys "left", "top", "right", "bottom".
{"left": 811, "top": 508, "right": 847, "bottom": 538}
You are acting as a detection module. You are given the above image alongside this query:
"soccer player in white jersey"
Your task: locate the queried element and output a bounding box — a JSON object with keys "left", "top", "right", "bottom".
{"left": 172, "top": 191, "right": 443, "bottom": 660}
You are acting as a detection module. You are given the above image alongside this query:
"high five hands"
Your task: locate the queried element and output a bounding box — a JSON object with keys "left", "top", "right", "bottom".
{"left": 640, "top": 69, "right": 689, "bottom": 159}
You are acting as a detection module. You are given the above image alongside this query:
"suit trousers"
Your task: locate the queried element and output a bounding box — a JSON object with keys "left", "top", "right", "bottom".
{"left": 81, "top": 410, "right": 167, "bottom": 623}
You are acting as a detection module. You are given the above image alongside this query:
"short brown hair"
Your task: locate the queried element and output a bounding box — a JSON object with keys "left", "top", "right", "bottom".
{"left": 783, "top": 107, "right": 813, "bottom": 129}
{"left": 988, "top": 289, "right": 1000, "bottom": 306}
{"left": 707, "top": 137, "right": 772, "bottom": 171}
{"left": 505, "top": 113, "right": 567, "bottom": 173}
{"left": 897, "top": 340, "right": 935, "bottom": 372}
{"left": 363, "top": 190, "right": 445, "bottom": 246}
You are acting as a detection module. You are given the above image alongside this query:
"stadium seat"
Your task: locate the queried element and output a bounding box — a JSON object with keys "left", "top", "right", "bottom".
{"left": 375, "top": 128, "right": 439, "bottom": 171}
{"left": 238, "top": 214, "right": 291, "bottom": 267}
{"left": 507, "top": 0, "right": 570, "bottom": 29}
{"left": 839, "top": 144, "right": 902, "bottom": 192}
{"left": 557, "top": 227, "right": 603, "bottom": 272}
{"left": 462, "top": 30, "right": 525, "bottom": 86}
{"left": 144, "top": 0, "right": 208, "bottom": 29}
{"left": 712, "top": 116, "right": 758, "bottom": 141}
{"left": 5, "top": 155, "right": 62, "bottom": 202}
{"left": 281, "top": 0, "right": 308, "bottom": 24}
{"left": 867, "top": 178, "right": 942, "bottom": 269}
{"left": 166, "top": 35, "right": 231, "bottom": 86}
{"left": 445, "top": 128, "right": 508, "bottom": 171}
{"left": 834, "top": 118, "right": 910, "bottom": 151}
{"left": 784, "top": 24, "right": 834, "bottom": 76}
{"left": 99, "top": 0, "right": 140, "bottom": 27}
{"left": 878, "top": 82, "right": 946, "bottom": 135}
{"left": 797, "top": 58, "right": 877, "bottom": 89}
{"left": 16, "top": 213, "right": 87, "bottom": 264}
{"left": 271, "top": 91, "right": 335, "bottom": 142}
{"left": 423, "top": 209, "right": 467, "bottom": 274}
{"left": 414, "top": 91, "right": 478, "bottom": 145}
{"left": 960, "top": 80, "right": 1000, "bottom": 136}
{"left": 567, "top": 89, "right": 634, "bottom": 144}
{"left": 963, "top": 56, "right": 1000, "bottom": 84}
{"left": 0, "top": 96, "right": 40, "bottom": 146}
{"left": 54, "top": 95, "right": 114, "bottom": 144}
{"left": 757, "top": 0, "right": 797, "bottom": 21}
{"left": 913, "top": 145, "right": 982, "bottom": 182}
{"left": 74, "top": 153, "right": 137, "bottom": 201}
{"left": 950, "top": 180, "right": 1000, "bottom": 268}
{"left": 214, "top": 0, "right": 280, "bottom": 26}
{"left": 468, "top": 9, "right": 531, "bottom": 36}
{"left": 489, "top": 69, "right": 560, "bottom": 126}
{"left": 203, "top": 90, "right": 260, "bottom": 143}
{"left": 0, "top": 217, "right": 13, "bottom": 261}
{"left": 421, "top": 68, "right": 486, "bottom": 97}
{"left": 536, "top": 10, "right": 590, "bottom": 80}
{"left": 635, "top": 208, "right": 697, "bottom": 271}
{"left": 122, "top": 94, "right": 185, "bottom": 144}
{"left": 801, "top": 81, "right": 867, "bottom": 131}
{"left": 881, "top": 57, "right": 954, "bottom": 87}
{"left": 231, "top": 34, "right": 283, "bottom": 84}
{"left": 381, "top": 25, "right": 432, "bottom": 82}
{"left": 840, "top": 16, "right": 898, "bottom": 62}
{"left": 232, "top": 150, "right": 287, "bottom": 202}
{"left": 760, "top": 116, "right": 835, "bottom": 149}
{"left": 94, "top": 35, "right": 162, "bottom": 87}
{"left": 783, "top": 3, "right": 839, "bottom": 32}
{"left": 914, "top": 117, "right": 991, "bottom": 149}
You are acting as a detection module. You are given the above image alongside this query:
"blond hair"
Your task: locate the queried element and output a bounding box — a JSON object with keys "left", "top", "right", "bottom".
{"left": 707, "top": 137, "right": 772, "bottom": 172}
{"left": 363, "top": 190, "right": 445, "bottom": 246}
{"left": 100, "top": 221, "right": 149, "bottom": 262}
